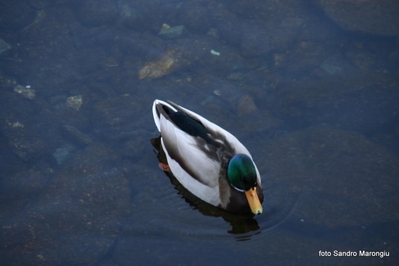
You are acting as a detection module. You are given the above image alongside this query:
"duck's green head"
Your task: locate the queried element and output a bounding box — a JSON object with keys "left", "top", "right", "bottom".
{"left": 227, "top": 154, "right": 263, "bottom": 215}
{"left": 227, "top": 154, "right": 257, "bottom": 191}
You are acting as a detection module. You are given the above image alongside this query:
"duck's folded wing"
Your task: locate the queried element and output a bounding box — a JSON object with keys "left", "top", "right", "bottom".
{"left": 159, "top": 113, "right": 220, "bottom": 188}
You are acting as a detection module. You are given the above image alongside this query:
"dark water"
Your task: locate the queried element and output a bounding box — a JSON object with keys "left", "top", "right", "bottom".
{"left": 1, "top": 0, "right": 399, "bottom": 265}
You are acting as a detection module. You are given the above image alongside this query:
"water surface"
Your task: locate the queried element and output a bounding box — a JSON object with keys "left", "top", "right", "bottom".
{"left": 0, "top": 0, "right": 398, "bottom": 265}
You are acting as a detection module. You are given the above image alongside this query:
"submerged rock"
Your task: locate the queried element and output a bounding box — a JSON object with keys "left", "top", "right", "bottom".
{"left": 158, "top": 24, "right": 187, "bottom": 39}
{"left": 0, "top": 1, "right": 37, "bottom": 30}
{"left": 178, "top": 1, "right": 212, "bottom": 33}
{"left": 315, "top": 0, "right": 399, "bottom": 36}
{"left": 116, "top": 0, "right": 179, "bottom": 32}
{"left": 62, "top": 125, "right": 93, "bottom": 145}
{"left": 72, "top": 0, "right": 117, "bottom": 26}
{"left": 139, "top": 50, "right": 180, "bottom": 79}
{"left": 13, "top": 85, "right": 35, "bottom": 100}
{"left": 0, "top": 38, "right": 11, "bottom": 55}
{"left": 0, "top": 143, "right": 130, "bottom": 265}
{"left": 237, "top": 94, "right": 257, "bottom": 116}
{"left": 271, "top": 71, "right": 399, "bottom": 134}
{"left": 52, "top": 147, "right": 73, "bottom": 165}
{"left": 66, "top": 95, "right": 83, "bottom": 111}
{"left": 215, "top": 17, "right": 298, "bottom": 57}
{"left": 1, "top": 106, "right": 64, "bottom": 161}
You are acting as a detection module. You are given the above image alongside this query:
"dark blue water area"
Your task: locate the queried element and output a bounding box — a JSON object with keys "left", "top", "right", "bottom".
{"left": 1, "top": 0, "right": 399, "bottom": 265}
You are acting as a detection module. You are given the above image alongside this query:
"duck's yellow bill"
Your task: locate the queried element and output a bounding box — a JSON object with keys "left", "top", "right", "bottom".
{"left": 245, "top": 187, "right": 263, "bottom": 215}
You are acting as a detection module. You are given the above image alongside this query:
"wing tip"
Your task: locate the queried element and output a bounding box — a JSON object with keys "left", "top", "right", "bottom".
{"left": 152, "top": 99, "right": 162, "bottom": 131}
{"left": 152, "top": 99, "right": 178, "bottom": 132}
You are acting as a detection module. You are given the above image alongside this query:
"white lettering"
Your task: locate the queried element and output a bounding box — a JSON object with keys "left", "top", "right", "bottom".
{"left": 333, "top": 250, "right": 357, "bottom": 257}
{"left": 359, "top": 250, "right": 390, "bottom": 258}
{"left": 318, "top": 250, "right": 331, "bottom": 256}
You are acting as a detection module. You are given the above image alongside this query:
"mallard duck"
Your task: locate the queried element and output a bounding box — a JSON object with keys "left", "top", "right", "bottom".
{"left": 152, "top": 99, "right": 263, "bottom": 215}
